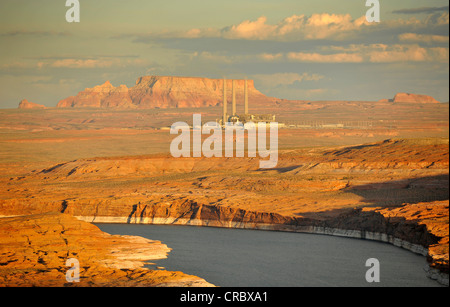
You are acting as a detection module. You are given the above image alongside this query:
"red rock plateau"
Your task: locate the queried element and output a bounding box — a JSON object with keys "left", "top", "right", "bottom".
{"left": 18, "top": 99, "right": 46, "bottom": 109}
{"left": 57, "top": 76, "right": 271, "bottom": 109}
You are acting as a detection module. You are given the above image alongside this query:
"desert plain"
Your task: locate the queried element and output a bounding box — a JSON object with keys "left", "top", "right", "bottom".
{"left": 0, "top": 77, "right": 448, "bottom": 287}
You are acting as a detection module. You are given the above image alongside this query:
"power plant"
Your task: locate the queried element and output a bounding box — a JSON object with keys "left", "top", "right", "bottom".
{"left": 219, "top": 78, "right": 276, "bottom": 127}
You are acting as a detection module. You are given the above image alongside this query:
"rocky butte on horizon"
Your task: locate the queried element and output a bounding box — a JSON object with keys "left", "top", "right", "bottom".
{"left": 379, "top": 93, "right": 441, "bottom": 104}
{"left": 56, "top": 75, "right": 271, "bottom": 109}
{"left": 16, "top": 75, "right": 443, "bottom": 109}
{"left": 18, "top": 99, "right": 47, "bottom": 109}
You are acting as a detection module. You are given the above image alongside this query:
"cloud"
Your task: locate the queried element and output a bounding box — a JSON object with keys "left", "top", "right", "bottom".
{"left": 191, "top": 51, "right": 288, "bottom": 64}
{"left": 258, "top": 53, "right": 284, "bottom": 62}
{"left": 125, "top": 10, "right": 448, "bottom": 45}
{"left": 269, "top": 87, "right": 335, "bottom": 100}
{"left": 252, "top": 72, "right": 324, "bottom": 88}
{"left": 0, "top": 55, "right": 147, "bottom": 73}
{"left": 187, "top": 41, "right": 449, "bottom": 65}
{"left": 424, "top": 12, "right": 450, "bottom": 25}
{"left": 368, "top": 44, "right": 448, "bottom": 63}
{"left": 221, "top": 16, "right": 275, "bottom": 40}
{"left": 27, "top": 55, "right": 140, "bottom": 60}
{"left": 217, "top": 13, "right": 368, "bottom": 41}
{"left": 192, "top": 51, "right": 247, "bottom": 64}
{"left": 0, "top": 30, "right": 71, "bottom": 37}
{"left": 392, "top": 6, "right": 449, "bottom": 14}
{"left": 42, "top": 59, "right": 113, "bottom": 69}
{"left": 250, "top": 72, "right": 330, "bottom": 101}
{"left": 248, "top": 13, "right": 373, "bottom": 41}
{"left": 398, "top": 33, "right": 449, "bottom": 44}
{"left": 368, "top": 45, "right": 428, "bottom": 63}
{"left": 125, "top": 13, "right": 374, "bottom": 42}
{"left": 35, "top": 56, "right": 147, "bottom": 69}
{"left": 287, "top": 52, "right": 364, "bottom": 63}
{"left": 265, "top": 44, "right": 450, "bottom": 64}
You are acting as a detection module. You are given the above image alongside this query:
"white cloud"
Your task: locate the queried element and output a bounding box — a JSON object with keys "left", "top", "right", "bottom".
{"left": 222, "top": 16, "right": 275, "bottom": 40}
{"left": 197, "top": 13, "right": 373, "bottom": 41}
{"left": 143, "top": 11, "right": 448, "bottom": 43}
{"left": 368, "top": 44, "right": 448, "bottom": 63}
{"left": 287, "top": 52, "right": 364, "bottom": 63}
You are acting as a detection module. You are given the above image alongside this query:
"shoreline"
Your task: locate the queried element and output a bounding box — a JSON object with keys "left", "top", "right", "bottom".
{"left": 82, "top": 215, "right": 429, "bottom": 256}
{"left": 0, "top": 213, "right": 215, "bottom": 287}
{"left": 2, "top": 211, "right": 448, "bottom": 286}
{"left": 78, "top": 214, "right": 448, "bottom": 286}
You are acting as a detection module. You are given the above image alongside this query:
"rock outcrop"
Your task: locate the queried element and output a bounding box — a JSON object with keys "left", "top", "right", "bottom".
{"left": 58, "top": 81, "right": 132, "bottom": 108}
{"left": 57, "top": 76, "right": 271, "bottom": 109}
{"left": 18, "top": 99, "right": 46, "bottom": 109}
{"left": 0, "top": 212, "right": 214, "bottom": 287}
{"left": 393, "top": 93, "right": 440, "bottom": 104}
{"left": 366, "top": 203, "right": 449, "bottom": 276}
{"left": 379, "top": 93, "right": 440, "bottom": 104}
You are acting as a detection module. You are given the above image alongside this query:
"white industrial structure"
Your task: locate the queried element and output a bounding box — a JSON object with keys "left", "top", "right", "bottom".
{"left": 220, "top": 78, "right": 275, "bottom": 127}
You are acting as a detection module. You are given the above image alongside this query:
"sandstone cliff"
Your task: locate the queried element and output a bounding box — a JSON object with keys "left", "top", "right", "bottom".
{"left": 57, "top": 76, "right": 271, "bottom": 109}
{"left": 57, "top": 81, "right": 132, "bottom": 108}
{"left": 18, "top": 99, "right": 46, "bottom": 109}
{"left": 0, "top": 212, "right": 214, "bottom": 287}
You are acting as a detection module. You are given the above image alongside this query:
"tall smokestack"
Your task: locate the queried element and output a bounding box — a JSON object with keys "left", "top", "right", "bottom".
{"left": 223, "top": 78, "right": 227, "bottom": 124}
{"left": 244, "top": 79, "right": 248, "bottom": 115}
{"left": 232, "top": 80, "right": 236, "bottom": 116}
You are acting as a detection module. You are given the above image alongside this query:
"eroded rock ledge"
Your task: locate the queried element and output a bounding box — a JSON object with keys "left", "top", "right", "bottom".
{"left": 2, "top": 198, "right": 448, "bottom": 286}
{"left": 0, "top": 212, "right": 214, "bottom": 287}
{"left": 1, "top": 199, "right": 448, "bottom": 286}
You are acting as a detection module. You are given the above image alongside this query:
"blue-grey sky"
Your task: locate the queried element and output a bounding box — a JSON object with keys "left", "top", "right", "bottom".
{"left": 0, "top": 0, "right": 448, "bottom": 108}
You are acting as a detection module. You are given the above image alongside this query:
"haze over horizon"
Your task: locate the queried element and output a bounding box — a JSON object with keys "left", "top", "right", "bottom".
{"left": 0, "top": 0, "right": 448, "bottom": 108}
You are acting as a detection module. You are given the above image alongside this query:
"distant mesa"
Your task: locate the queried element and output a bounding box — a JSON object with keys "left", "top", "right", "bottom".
{"left": 18, "top": 99, "right": 47, "bottom": 109}
{"left": 393, "top": 93, "right": 440, "bottom": 104}
{"left": 57, "top": 76, "right": 271, "bottom": 109}
{"left": 379, "top": 93, "right": 440, "bottom": 104}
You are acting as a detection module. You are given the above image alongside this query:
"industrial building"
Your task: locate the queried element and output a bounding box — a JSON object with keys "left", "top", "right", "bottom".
{"left": 219, "top": 78, "right": 276, "bottom": 127}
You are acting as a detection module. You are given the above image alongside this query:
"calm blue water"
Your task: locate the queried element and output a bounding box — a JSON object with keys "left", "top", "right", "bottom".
{"left": 96, "top": 224, "right": 442, "bottom": 287}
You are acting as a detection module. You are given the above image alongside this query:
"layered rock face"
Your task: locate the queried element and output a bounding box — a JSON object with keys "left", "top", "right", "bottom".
{"left": 57, "top": 76, "right": 270, "bottom": 109}
{"left": 57, "top": 81, "right": 132, "bottom": 108}
{"left": 0, "top": 212, "right": 214, "bottom": 287}
{"left": 18, "top": 99, "right": 46, "bottom": 109}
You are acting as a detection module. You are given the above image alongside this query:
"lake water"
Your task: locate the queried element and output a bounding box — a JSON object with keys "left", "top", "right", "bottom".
{"left": 96, "top": 223, "right": 441, "bottom": 287}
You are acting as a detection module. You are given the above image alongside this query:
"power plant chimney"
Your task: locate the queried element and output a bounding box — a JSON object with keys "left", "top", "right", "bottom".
{"left": 244, "top": 79, "right": 248, "bottom": 115}
{"left": 232, "top": 80, "right": 236, "bottom": 116}
{"left": 223, "top": 78, "right": 227, "bottom": 124}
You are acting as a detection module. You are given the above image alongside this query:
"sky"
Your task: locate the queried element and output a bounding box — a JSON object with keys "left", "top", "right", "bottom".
{"left": 0, "top": 0, "right": 448, "bottom": 108}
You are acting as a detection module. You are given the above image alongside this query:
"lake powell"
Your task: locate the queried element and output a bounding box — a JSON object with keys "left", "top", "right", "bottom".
{"left": 96, "top": 223, "right": 441, "bottom": 287}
